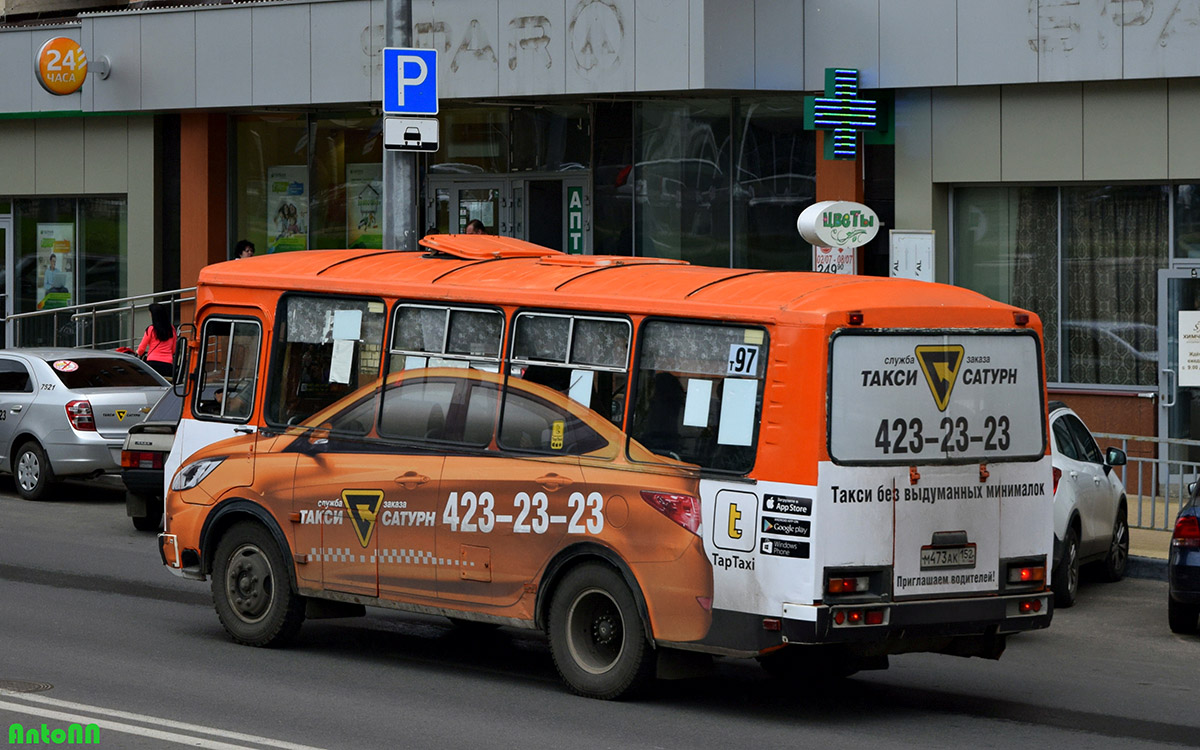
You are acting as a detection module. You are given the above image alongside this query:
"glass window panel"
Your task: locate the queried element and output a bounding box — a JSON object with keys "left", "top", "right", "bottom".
{"left": 513, "top": 313, "right": 570, "bottom": 363}
{"left": 1052, "top": 417, "right": 1080, "bottom": 460}
{"left": 234, "top": 114, "right": 309, "bottom": 256}
{"left": 195, "top": 319, "right": 261, "bottom": 421}
{"left": 952, "top": 186, "right": 1060, "bottom": 380}
{"left": 266, "top": 296, "right": 386, "bottom": 426}
{"left": 731, "top": 97, "right": 816, "bottom": 271}
{"left": 499, "top": 383, "right": 608, "bottom": 455}
{"left": 571, "top": 318, "right": 629, "bottom": 368}
{"left": 0, "top": 360, "right": 32, "bottom": 392}
{"left": 511, "top": 105, "right": 590, "bottom": 172}
{"left": 1062, "top": 185, "right": 1166, "bottom": 386}
{"left": 635, "top": 100, "right": 732, "bottom": 267}
{"left": 593, "top": 102, "right": 634, "bottom": 257}
{"left": 311, "top": 114, "right": 384, "bottom": 250}
{"left": 394, "top": 306, "right": 447, "bottom": 353}
{"left": 629, "top": 321, "right": 765, "bottom": 473}
{"left": 430, "top": 108, "right": 507, "bottom": 174}
{"left": 447, "top": 309, "right": 502, "bottom": 358}
{"left": 379, "top": 377, "right": 458, "bottom": 441}
{"left": 1176, "top": 184, "right": 1200, "bottom": 259}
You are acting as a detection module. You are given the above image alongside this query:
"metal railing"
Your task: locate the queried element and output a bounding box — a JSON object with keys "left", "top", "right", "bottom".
{"left": 6, "top": 287, "right": 196, "bottom": 350}
{"left": 1093, "top": 431, "right": 1199, "bottom": 531}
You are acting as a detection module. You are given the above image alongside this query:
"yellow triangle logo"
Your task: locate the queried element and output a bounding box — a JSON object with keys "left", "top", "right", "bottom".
{"left": 341, "top": 489, "right": 384, "bottom": 548}
{"left": 915, "top": 345, "right": 965, "bottom": 412}
{"left": 116, "top": 410, "right": 127, "bottom": 421}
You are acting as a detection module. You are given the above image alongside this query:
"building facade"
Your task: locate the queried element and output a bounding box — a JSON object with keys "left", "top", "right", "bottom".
{"left": 0, "top": 0, "right": 1195, "bottom": 447}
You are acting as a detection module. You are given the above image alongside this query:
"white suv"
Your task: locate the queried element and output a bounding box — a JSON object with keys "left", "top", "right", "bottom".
{"left": 1049, "top": 401, "right": 1130, "bottom": 607}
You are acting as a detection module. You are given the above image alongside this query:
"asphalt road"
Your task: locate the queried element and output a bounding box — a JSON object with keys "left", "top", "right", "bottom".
{"left": 1, "top": 481, "right": 1198, "bottom": 749}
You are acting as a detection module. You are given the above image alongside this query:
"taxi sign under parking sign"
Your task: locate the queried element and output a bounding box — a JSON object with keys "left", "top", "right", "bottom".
{"left": 382, "top": 48, "right": 438, "bottom": 115}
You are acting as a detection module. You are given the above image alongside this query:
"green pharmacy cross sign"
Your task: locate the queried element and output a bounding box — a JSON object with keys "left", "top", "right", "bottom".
{"left": 804, "top": 68, "right": 879, "bottom": 160}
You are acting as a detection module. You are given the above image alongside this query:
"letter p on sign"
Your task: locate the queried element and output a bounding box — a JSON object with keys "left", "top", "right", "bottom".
{"left": 383, "top": 47, "right": 438, "bottom": 115}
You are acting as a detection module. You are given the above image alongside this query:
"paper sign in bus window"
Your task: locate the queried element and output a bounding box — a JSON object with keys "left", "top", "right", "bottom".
{"left": 569, "top": 369, "right": 594, "bottom": 407}
{"left": 683, "top": 378, "right": 712, "bottom": 427}
{"left": 403, "top": 355, "right": 428, "bottom": 371}
{"left": 329, "top": 339, "right": 354, "bottom": 383}
{"left": 332, "top": 309, "right": 362, "bottom": 341}
{"left": 718, "top": 378, "right": 757, "bottom": 446}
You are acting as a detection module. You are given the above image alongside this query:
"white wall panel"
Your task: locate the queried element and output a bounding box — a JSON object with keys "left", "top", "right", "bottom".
{"left": 894, "top": 88, "right": 933, "bottom": 232}
{"left": 414, "top": 0, "right": 500, "bottom": 99}
{"left": 141, "top": 13, "right": 196, "bottom": 110}
{"left": 499, "top": 0, "right": 565, "bottom": 96}
{"left": 805, "top": 0, "right": 879, "bottom": 90}
{"left": 0, "top": 31, "right": 33, "bottom": 114}
{"left": 567, "top": 0, "right": 633, "bottom": 93}
{"left": 695, "top": 0, "right": 754, "bottom": 90}
{"left": 32, "top": 28, "right": 86, "bottom": 113}
{"left": 1082, "top": 80, "right": 1167, "bottom": 180}
{"left": 35, "top": 118, "right": 84, "bottom": 193}
{"left": 83, "top": 116, "right": 129, "bottom": 194}
{"left": 1000, "top": 83, "right": 1083, "bottom": 181}
{"left": 754, "top": 0, "right": 803, "bottom": 91}
{"left": 369, "top": 0, "right": 384, "bottom": 105}
{"left": 89, "top": 20, "right": 140, "bottom": 112}
{"left": 195, "top": 8, "right": 252, "bottom": 108}
{"left": 635, "top": 0, "right": 688, "bottom": 91}
{"left": 931, "top": 87, "right": 1000, "bottom": 182}
{"left": 0, "top": 121, "right": 35, "bottom": 194}
{"left": 880, "top": 0, "right": 955, "bottom": 88}
{"left": 957, "top": 0, "right": 1037, "bottom": 86}
{"left": 311, "top": 0, "right": 373, "bottom": 104}
{"left": 252, "top": 4, "right": 311, "bottom": 106}
{"left": 1037, "top": 0, "right": 1122, "bottom": 82}
{"left": 1123, "top": 2, "right": 1200, "bottom": 80}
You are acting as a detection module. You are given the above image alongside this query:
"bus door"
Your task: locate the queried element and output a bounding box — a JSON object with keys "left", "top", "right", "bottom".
{"left": 826, "top": 332, "right": 1049, "bottom": 601}
{"left": 266, "top": 294, "right": 390, "bottom": 597}
{"left": 172, "top": 315, "right": 264, "bottom": 493}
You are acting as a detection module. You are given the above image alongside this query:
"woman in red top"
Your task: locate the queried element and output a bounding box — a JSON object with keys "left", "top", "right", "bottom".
{"left": 137, "top": 303, "right": 177, "bottom": 379}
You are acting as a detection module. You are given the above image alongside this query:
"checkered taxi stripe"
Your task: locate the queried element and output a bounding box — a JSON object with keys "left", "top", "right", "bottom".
{"left": 308, "top": 548, "right": 475, "bottom": 566}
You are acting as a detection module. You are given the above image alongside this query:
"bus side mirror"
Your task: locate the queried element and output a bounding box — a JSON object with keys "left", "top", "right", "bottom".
{"left": 172, "top": 337, "right": 190, "bottom": 397}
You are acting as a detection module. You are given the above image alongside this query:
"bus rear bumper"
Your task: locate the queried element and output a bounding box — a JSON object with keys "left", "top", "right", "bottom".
{"left": 694, "top": 592, "right": 1052, "bottom": 658}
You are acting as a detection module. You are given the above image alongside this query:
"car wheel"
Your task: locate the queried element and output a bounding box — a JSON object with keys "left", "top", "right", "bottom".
{"left": 1053, "top": 526, "right": 1080, "bottom": 608}
{"left": 1100, "top": 508, "right": 1129, "bottom": 582}
{"left": 14, "top": 440, "right": 54, "bottom": 502}
{"left": 548, "top": 563, "right": 653, "bottom": 700}
{"left": 130, "top": 496, "right": 163, "bottom": 532}
{"left": 1168, "top": 597, "right": 1200, "bottom": 635}
{"left": 211, "top": 521, "right": 305, "bottom": 647}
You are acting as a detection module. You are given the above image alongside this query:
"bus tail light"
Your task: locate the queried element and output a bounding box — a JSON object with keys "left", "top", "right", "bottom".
{"left": 65, "top": 400, "right": 96, "bottom": 431}
{"left": 827, "top": 576, "right": 869, "bottom": 594}
{"left": 1007, "top": 565, "right": 1046, "bottom": 584}
{"left": 1018, "top": 598, "right": 1043, "bottom": 614}
{"left": 1173, "top": 515, "right": 1200, "bottom": 548}
{"left": 640, "top": 490, "right": 701, "bottom": 535}
{"left": 832, "top": 607, "right": 888, "bottom": 627}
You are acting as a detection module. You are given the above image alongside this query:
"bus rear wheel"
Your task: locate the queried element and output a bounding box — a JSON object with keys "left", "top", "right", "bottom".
{"left": 548, "top": 563, "right": 653, "bottom": 700}
{"left": 211, "top": 521, "right": 305, "bottom": 647}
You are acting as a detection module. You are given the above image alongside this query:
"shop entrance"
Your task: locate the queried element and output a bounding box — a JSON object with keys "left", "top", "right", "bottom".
{"left": 1159, "top": 268, "right": 1200, "bottom": 466}
{"left": 0, "top": 216, "right": 9, "bottom": 348}
{"left": 427, "top": 175, "right": 590, "bottom": 253}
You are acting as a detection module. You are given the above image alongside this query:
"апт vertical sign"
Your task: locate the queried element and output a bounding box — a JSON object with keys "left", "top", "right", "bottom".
{"left": 567, "top": 186, "right": 584, "bottom": 254}
{"left": 35, "top": 37, "right": 89, "bottom": 95}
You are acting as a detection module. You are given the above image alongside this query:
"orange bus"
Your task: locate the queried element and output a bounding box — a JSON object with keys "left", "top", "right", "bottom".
{"left": 159, "top": 234, "right": 1053, "bottom": 699}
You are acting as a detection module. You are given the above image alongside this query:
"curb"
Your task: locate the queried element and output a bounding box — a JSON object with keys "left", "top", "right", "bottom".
{"left": 1126, "top": 555, "right": 1168, "bottom": 582}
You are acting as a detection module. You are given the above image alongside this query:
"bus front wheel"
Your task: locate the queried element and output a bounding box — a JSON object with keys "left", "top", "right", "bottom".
{"left": 548, "top": 563, "right": 653, "bottom": 700}
{"left": 211, "top": 521, "right": 305, "bottom": 647}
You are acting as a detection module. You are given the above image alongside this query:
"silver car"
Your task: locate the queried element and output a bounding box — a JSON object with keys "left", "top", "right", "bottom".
{"left": 0, "top": 348, "right": 168, "bottom": 501}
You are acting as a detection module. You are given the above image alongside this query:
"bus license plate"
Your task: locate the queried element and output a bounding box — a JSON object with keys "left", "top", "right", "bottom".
{"left": 920, "top": 544, "right": 976, "bottom": 570}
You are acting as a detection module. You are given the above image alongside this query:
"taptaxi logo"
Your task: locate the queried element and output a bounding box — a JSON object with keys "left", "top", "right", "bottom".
{"left": 713, "top": 490, "right": 757, "bottom": 553}
{"left": 341, "top": 489, "right": 384, "bottom": 547}
{"left": 915, "top": 345, "right": 965, "bottom": 412}
{"left": 115, "top": 410, "right": 127, "bottom": 421}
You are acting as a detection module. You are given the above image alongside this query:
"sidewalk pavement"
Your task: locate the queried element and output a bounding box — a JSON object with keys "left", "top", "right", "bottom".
{"left": 1128, "top": 527, "right": 1171, "bottom": 581}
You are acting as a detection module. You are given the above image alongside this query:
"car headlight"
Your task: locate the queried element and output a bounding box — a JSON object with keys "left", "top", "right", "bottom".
{"left": 171, "top": 457, "right": 225, "bottom": 491}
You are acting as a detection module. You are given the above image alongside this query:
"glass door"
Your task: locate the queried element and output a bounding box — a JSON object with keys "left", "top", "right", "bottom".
{"left": 1158, "top": 268, "right": 1200, "bottom": 465}
{"left": 454, "top": 183, "right": 505, "bottom": 236}
{"left": 0, "top": 216, "right": 10, "bottom": 348}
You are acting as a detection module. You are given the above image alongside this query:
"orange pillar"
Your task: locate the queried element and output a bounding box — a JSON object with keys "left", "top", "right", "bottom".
{"left": 179, "top": 114, "right": 228, "bottom": 292}
{"left": 815, "top": 131, "right": 864, "bottom": 203}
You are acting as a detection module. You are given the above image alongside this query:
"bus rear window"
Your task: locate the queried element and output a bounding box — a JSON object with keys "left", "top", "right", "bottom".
{"left": 629, "top": 320, "right": 766, "bottom": 473}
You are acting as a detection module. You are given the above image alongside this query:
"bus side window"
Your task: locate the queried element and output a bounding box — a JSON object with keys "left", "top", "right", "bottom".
{"left": 194, "top": 319, "right": 261, "bottom": 422}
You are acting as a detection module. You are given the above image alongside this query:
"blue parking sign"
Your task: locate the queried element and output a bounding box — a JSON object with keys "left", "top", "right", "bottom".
{"left": 382, "top": 47, "right": 438, "bottom": 115}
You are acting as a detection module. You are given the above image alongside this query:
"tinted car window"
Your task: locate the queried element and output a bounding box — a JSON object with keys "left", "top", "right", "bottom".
{"left": 0, "top": 360, "right": 32, "bottom": 393}
{"left": 146, "top": 390, "right": 183, "bottom": 423}
{"left": 1052, "top": 417, "right": 1080, "bottom": 461}
{"left": 46, "top": 357, "right": 163, "bottom": 388}
{"left": 1063, "top": 414, "right": 1103, "bottom": 464}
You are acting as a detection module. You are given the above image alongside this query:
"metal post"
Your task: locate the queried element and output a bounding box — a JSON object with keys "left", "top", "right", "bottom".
{"left": 383, "top": 0, "right": 418, "bottom": 251}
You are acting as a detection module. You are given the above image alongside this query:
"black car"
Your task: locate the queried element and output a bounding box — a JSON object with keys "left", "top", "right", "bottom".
{"left": 1169, "top": 482, "right": 1200, "bottom": 633}
{"left": 121, "top": 389, "right": 181, "bottom": 531}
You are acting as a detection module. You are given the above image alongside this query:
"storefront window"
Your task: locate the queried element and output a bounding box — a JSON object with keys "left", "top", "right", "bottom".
{"left": 511, "top": 105, "right": 589, "bottom": 172}
{"left": 234, "top": 115, "right": 309, "bottom": 255}
{"left": 593, "top": 102, "right": 634, "bottom": 256}
{"left": 312, "top": 115, "right": 384, "bottom": 249}
{"left": 12, "top": 197, "right": 128, "bottom": 346}
{"left": 635, "top": 100, "right": 732, "bottom": 267}
{"left": 430, "top": 108, "right": 508, "bottom": 174}
{"left": 731, "top": 98, "right": 816, "bottom": 271}
{"left": 1175, "top": 184, "right": 1200, "bottom": 259}
{"left": 953, "top": 185, "right": 1166, "bottom": 387}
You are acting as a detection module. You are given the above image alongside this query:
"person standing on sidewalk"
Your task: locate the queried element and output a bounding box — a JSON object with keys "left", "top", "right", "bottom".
{"left": 136, "top": 302, "right": 177, "bottom": 379}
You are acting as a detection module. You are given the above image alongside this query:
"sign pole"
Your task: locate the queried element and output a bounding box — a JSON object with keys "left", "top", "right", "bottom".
{"left": 383, "top": 0, "right": 417, "bottom": 251}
